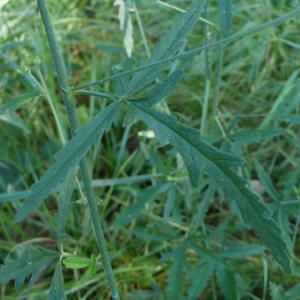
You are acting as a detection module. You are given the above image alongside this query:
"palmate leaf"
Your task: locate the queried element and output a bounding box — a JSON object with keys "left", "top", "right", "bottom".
{"left": 14, "top": 102, "right": 120, "bottom": 222}
{"left": 128, "top": 103, "right": 290, "bottom": 271}
{"left": 0, "top": 247, "right": 58, "bottom": 290}
{"left": 125, "top": 0, "right": 204, "bottom": 96}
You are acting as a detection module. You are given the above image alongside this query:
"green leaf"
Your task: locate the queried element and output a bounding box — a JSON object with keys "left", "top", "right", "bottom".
{"left": 129, "top": 103, "right": 290, "bottom": 271}
{"left": 0, "top": 51, "right": 42, "bottom": 91}
{"left": 270, "top": 282, "right": 286, "bottom": 300}
{"left": 56, "top": 172, "right": 76, "bottom": 242}
{"left": 129, "top": 103, "right": 244, "bottom": 186}
{"left": 14, "top": 102, "right": 120, "bottom": 222}
{"left": 0, "top": 247, "right": 58, "bottom": 290}
{"left": 219, "top": 243, "right": 265, "bottom": 259}
{"left": 188, "top": 262, "right": 214, "bottom": 300}
{"left": 166, "top": 243, "right": 187, "bottom": 300}
{"left": 116, "top": 181, "right": 170, "bottom": 226}
{"left": 163, "top": 186, "right": 177, "bottom": 221}
{"left": 219, "top": 0, "right": 232, "bottom": 37}
{"left": 133, "top": 227, "right": 177, "bottom": 242}
{"left": 0, "top": 92, "right": 40, "bottom": 115}
{"left": 279, "top": 114, "right": 300, "bottom": 124}
{"left": 0, "top": 190, "right": 31, "bottom": 203}
{"left": 83, "top": 255, "right": 97, "bottom": 280}
{"left": 49, "top": 262, "right": 65, "bottom": 300}
{"left": 127, "top": 69, "right": 183, "bottom": 105}
{"left": 255, "top": 160, "right": 279, "bottom": 202}
{"left": 126, "top": 0, "right": 204, "bottom": 96}
{"left": 213, "top": 169, "right": 290, "bottom": 272}
{"left": 0, "top": 111, "right": 28, "bottom": 131}
{"left": 63, "top": 256, "right": 92, "bottom": 269}
{"left": 229, "top": 129, "right": 283, "bottom": 143}
{"left": 216, "top": 265, "right": 238, "bottom": 300}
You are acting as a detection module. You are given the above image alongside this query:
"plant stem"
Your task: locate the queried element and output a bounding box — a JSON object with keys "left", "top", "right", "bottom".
{"left": 75, "top": 6, "right": 300, "bottom": 91}
{"left": 37, "top": 1, "right": 119, "bottom": 299}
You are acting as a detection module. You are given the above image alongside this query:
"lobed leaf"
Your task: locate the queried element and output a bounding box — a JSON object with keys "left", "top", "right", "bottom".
{"left": 126, "top": 0, "right": 204, "bottom": 96}
{"left": 129, "top": 103, "right": 290, "bottom": 271}
{"left": 14, "top": 102, "right": 121, "bottom": 222}
{"left": 0, "top": 247, "right": 58, "bottom": 290}
{"left": 129, "top": 103, "right": 245, "bottom": 186}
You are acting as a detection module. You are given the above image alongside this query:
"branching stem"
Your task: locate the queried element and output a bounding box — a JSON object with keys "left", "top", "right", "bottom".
{"left": 37, "top": 1, "right": 119, "bottom": 299}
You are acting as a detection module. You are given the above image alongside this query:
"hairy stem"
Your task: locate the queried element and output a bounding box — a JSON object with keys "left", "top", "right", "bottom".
{"left": 37, "top": 1, "right": 119, "bottom": 298}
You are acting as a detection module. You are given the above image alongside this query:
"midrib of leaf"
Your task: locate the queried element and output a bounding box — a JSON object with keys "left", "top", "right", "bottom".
{"left": 131, "top": 103, "right": 290, "bottom": 271}
{"left": 134, "top": 103, "right": 244, "bottom": 167}
{"left": 14, "top": 102, "right": 120, "bottom": 222}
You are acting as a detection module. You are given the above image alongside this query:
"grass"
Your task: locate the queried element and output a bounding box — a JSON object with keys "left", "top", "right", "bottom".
{"left": 1, "top": 0, "right": 300, "bottom": 299}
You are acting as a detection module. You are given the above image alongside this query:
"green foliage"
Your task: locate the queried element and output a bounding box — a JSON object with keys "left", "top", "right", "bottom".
{"left": 49, "top": 263, "right": 65, "bottom": 300}
{"left": 188, "top": 261, "right": 214, "bottom": 300}
{"left": 14, "top": 102, "right": 120, "bottom": 222}
{"left": 127, "top": 69, "right": 183, "bottom": 105}
{"left": 126, "top": 103, "right": 290, "bottom": 270}
{"left": 116, "top": 181, "right": 171, "bottom": 226}
{"left": 125, "top": 0, "right": 204, "bottom": 96}
{"left": 1, "top": 0, "right": 299, "bottom": 298}
{"left": 216, "top": 265, "right": 238, "bottom": 300}
{"left": 63, "top": 255, "right": 95, "bottom": 269}
{"left": 0, "top": 247, "right": 58, "bottom": 290}
{"left": 0, "top": 92, "right": 40, "bottom": 115}
{"left": 56, "top": 173, "right": 75, "bottom": 243}
{"left": 128, "top": 103, "right": 244, "bottom": 185}
{"left": 219, "top": 0, "right": 232, "bottom": 37}
{"left": 165, "top": 243, "right": 187, "bottom": 300}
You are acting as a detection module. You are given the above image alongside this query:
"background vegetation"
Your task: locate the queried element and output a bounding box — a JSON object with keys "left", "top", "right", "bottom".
{"left": 1, "top": 0, "right": 300, "bottom": 299}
